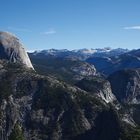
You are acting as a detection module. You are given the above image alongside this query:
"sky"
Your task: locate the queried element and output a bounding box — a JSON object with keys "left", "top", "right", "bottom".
{"left": 0, "top": 0, "right": 140, "bottom": 51}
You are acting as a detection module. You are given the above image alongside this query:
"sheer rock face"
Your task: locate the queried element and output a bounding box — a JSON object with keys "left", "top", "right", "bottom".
{"left": 108, "top": 69, "right": 140, "bottom": 104}
{"left": 0, "top": 32, "right": 34, "bottom": 69}
{"left": 75, "top": 77, "right": 116, "bottom": 103}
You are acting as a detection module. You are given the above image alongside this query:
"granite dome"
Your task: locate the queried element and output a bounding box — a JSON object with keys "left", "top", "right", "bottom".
{"left": 0, "top": 31, "right": 34, "bottom": 69}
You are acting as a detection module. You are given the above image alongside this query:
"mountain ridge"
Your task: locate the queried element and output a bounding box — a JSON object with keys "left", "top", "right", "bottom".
{"left": 30, "top": 47, "right": 129, "bottom": 60}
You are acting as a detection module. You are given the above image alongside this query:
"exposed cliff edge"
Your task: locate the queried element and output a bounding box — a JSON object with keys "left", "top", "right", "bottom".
{"left": 0, "top": 31, "right": 34, "bottom": 70}
{"left": 75, "top": 77, "right": 116, "bottom": 103}
{"left": 108, "top": 69, "right": 140, "bottom": 104}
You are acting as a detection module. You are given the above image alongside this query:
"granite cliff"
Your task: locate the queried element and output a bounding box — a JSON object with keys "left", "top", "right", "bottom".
{"left": 0, "top": 32, "right": 34, "bottom": 70}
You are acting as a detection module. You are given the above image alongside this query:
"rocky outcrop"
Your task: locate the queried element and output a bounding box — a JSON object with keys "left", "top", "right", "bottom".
{"left": 108, "top": 69, "right": 140, "bottom": 104}
{"left": 75, "top": 77, "right": 116, "bottom": 103}
{"left": 0, "top": 32, "right": 34, "bottom": 70}
{"left": 107, "top": 68, "right": 140, "bottom": 129}
{"left": 71, "top": 62, "right": 96, "bottom": 80}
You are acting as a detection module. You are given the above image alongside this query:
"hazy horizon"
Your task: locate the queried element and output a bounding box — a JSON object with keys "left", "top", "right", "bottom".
{"left": 1, "top": 0, "right": 140, "bottom": 50}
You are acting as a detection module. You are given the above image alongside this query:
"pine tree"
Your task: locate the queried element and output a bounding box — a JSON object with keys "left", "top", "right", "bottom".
{"left": 9, "top": 123, "right": 24, "bottom": 140}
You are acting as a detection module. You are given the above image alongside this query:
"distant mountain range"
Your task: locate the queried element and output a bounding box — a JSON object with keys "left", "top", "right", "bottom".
{"left": 29, "top": 47, "right": 129, "bottom": 83}
{"left": 31, "top": 47, "right": 129, "bottom": 60}
{"left": 87, "top": 49, "right": 140, "bottom": 75}
{"left": 30, "top": 47, "right": 140, "bottom": 76}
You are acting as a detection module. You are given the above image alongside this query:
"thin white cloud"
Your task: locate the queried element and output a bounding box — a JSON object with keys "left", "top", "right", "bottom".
{"left": 124, "top": 26, "right": 140, "bottom": 30}
{"left": 7, "top": 27, "right": 32, "bottom": 32}
{"left": 42, "top": 29, "right": 56, "bottom": 35}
